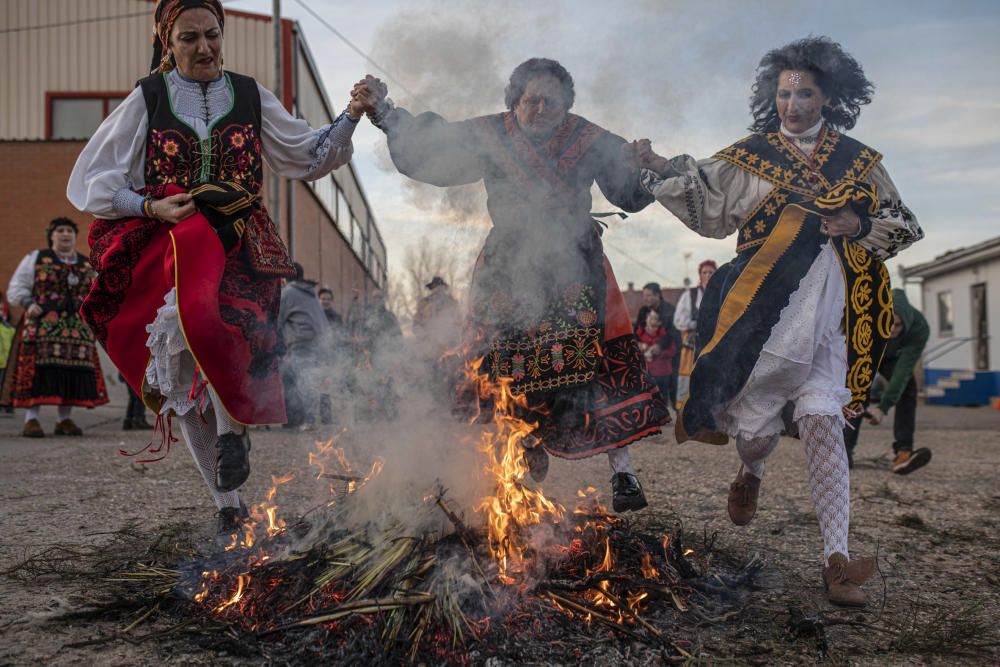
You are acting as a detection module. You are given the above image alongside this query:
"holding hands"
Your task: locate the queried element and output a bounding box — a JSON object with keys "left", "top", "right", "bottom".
{"left": 622, "top": 139, "right": 671, "bottom": 176}
{"left": 349, "top": 75, "right": 389, "bottom": 120}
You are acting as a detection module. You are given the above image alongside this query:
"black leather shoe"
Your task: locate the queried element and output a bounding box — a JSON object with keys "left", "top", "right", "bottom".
{"left": 216, "top": 501, "right": 250, "bottom": 547}
{"left": 611, "top": 473, "right": 648, "bottom": 513}
{"left": 216, "top": 431, "right": 251, "bottom": 492}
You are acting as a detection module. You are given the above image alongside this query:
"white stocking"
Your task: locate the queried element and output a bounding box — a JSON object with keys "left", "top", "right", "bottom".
{"left": 798, "top": 413, "right": 850, "bottom": 561}
{"left": 58, "top": 405, "right": 72, "bottom": 421}
{"left": 607, "top": 446, "right": 635, "bottom": 476}
{"left": 178, "top": 409, "right": 241, "bottom": 510}
{"left": 735, "top": 434, "right": 779, "bottom": 478}
{"left": 24, "top": 407, "right": 40, "bottom": 423}
{"left": 209, "top": 388, "right": 244, "bottom": 437}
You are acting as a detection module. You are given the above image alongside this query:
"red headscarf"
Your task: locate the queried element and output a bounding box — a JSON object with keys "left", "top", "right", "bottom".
{"left": 698, "top": 259, "right": 718, "bottom": 273}
{"left": 150, "top": 0, "right": 225, "bottom": 74}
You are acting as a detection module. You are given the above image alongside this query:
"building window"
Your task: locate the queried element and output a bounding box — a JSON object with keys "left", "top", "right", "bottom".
{"left": 49, "top": 94, "right": 127, "bottom": 139}
{"left": 937, "top": 291, "right": 954, "bottom": 337}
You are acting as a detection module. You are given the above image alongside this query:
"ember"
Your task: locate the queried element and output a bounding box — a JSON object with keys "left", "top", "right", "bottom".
{"left": 22, "top": 363, "right": 761, "bottom": 663}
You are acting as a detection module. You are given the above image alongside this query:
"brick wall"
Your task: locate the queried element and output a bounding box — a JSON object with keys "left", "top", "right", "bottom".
{"left": 0, "top": 142, "right": 91, "bottom": 305}
{"left": 0, "top": 141, "right": 377, "bottom": 324}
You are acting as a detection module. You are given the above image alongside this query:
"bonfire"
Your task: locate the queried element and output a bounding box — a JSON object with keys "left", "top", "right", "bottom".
{"left": 6, "top": 358, "right": 763, "bottom": 664}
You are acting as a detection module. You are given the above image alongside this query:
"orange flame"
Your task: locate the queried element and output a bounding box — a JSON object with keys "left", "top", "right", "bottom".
{"left": 466, "top": 355, "right": 565, "bottom": 583}
{"left": 214, "top": 574, "right": 250, "bottom": 612}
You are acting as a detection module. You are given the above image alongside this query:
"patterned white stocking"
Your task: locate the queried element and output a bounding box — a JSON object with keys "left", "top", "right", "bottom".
{"left": 209, "top": 387, "right": 244, "bottom": 437}
{"left": 798, "top": 414, "right": 850, "bottom": 561}
{"left": 179, "top": 409, "right": 242, "bottom": 510}
{"left": 735, "top": 434, "right": 780, "bottom": 478}
{"left": 607, "top": 446, "right": 635, "bottom": 475}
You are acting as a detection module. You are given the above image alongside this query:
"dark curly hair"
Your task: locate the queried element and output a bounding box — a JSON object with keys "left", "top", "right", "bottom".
{"left": 504, "top": 58, "right": 575, "bottom": 111}
{"left": 749, "top": 36, "right": 874, "bottom": 133}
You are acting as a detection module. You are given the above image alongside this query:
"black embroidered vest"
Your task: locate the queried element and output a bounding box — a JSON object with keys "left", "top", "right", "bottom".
{"left": 710, "top": 128, "right": 892, "bottom": 411}
{"left": 714, "top": 128, "right": 881, "bottom": 254}
{"left": 139, "top": 72, "right": 263, "bottom": 193}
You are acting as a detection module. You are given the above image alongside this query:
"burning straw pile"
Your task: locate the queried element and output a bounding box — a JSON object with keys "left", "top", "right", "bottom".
{"left": 4, "top": 363, "right": 763, "bottom": 664}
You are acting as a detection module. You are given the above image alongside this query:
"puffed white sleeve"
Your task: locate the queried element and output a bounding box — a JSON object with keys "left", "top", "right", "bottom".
{"left": 640, "top": 155, "right": 771, "bottom": 239}
{"left": 7, "top": 251, "right": 40, "bottom": 309}
{"left": 673, "top": 289, "right": 695, "bottom": 331}
{"left": 258, "top": 83, "right": 355, "bottom": 181}
{"left": 855, "top": 162, "right": 924, "bottom": 261}
{"left": 66, "top": 87, "right": 148, "bottom": 219}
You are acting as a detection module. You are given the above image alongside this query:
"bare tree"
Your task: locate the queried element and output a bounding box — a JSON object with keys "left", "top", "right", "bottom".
{"left": 387, "top": 236, "right": 472, "bottom": 333}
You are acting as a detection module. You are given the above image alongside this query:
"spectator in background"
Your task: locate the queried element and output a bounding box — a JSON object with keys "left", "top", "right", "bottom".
{"left": 636, "top": 309, "right": 676, "bottom": 407}
{"left": 318, "top": 288, "right": 344, "bottom": 331}
{"left": 347, "top": 288, "right": 402, "bottom": 422}
{"left": 414, "top": 276, "right": 462, "bottom": 401}
{"left": 674, "top": 260, "right": 717, "bottom": 409}
{"left": 6, "top": 218, "right": 108, "bottom": 437}
{"left": 278, "top": 263, "right": 330, "bottom": 431}
{"left": 634, "top": 282, "right": 679, "bottom": 407}
{"left": 414, "top": 276, "right": 460, "bottom": 336}
{"left": 0, "top": 291, "right": 15, "bottom": 417}
{"left": 317, "top": 287, "right": 345, "bottom": 426}
{"left": 349, "top": 287, "right": 402, "bottom": 366}
{"left": 122, "top": 375, "right": 153, "bottom": 430}
{"left": 843, "top": 288, "right": 931, "bottom": 474}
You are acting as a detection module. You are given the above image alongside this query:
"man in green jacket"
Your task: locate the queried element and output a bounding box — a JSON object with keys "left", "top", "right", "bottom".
{"left": 844, "top": 289, "right": 932, "bottom": 474}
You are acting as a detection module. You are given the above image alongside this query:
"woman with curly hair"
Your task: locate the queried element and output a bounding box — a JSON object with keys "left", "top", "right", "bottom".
{"left": 635, "top": 37, "right": 923, "bottom": 606}
{"left": 361, "top": 59, "right": 670, "bottom": 511}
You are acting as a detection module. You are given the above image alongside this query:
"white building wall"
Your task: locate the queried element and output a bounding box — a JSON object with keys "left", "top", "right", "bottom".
{"left": 918, "top": 256, "right": 1000, "bottom": 372}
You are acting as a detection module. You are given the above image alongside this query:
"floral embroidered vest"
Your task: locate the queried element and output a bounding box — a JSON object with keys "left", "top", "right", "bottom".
{"left": 30, "top": 250, "right": 99, "bottom": 366}
{"left": 139, "top": 72, "right": 263, "bottom": 193}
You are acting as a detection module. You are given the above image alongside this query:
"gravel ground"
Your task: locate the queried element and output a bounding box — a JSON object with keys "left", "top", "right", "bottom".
{"left": 1, "top": 401, "right": 998, "bottom": 665}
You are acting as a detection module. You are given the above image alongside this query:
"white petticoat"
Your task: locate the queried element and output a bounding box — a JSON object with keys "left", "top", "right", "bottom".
{"left": 145, "top": 288, "right": 226, "bottom": 417}
{"left": 716, "top": 244, "right": 852, "bottom": 440}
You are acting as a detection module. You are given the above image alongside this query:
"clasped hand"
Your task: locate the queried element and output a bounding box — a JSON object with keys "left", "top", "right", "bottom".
{"left": 349, "top": 75, "right": 388, "bottom": 119}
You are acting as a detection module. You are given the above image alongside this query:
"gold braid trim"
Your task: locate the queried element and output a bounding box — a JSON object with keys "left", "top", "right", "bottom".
{"left": 699, "top": 204, "right": 809, "bottom": 358}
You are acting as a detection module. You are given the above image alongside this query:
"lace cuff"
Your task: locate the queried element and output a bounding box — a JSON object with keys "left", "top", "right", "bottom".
{"left": 639, "top": 168, "right": 664, "bottom": 195}
{"left": 112, "top": 187, "right": 146, "bottom": 218}
{"left": 307, "top": 112, "right": 357, "bottom": 174}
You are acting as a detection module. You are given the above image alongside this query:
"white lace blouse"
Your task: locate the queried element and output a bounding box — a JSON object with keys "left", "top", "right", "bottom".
{"left": 67, "top": 69, "right": 356, "bottom": 219}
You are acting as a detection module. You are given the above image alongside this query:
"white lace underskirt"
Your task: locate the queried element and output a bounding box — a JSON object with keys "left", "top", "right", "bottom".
{"left": 145, "top": 288, "right": 224, "bottom": 417}
{"left": 716, "top": 244, "right": 852, "bottom": 441}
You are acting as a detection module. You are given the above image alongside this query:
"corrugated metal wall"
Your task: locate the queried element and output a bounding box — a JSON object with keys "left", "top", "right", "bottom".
{"left": 1, "top": 0, "right": 386, "bottom": 288}
{"left": 0, "top": 0, "right": 278, "bottom": 139}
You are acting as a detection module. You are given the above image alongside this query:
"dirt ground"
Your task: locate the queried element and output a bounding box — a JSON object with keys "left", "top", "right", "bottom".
{"left": 1, "top": 400, "right": 998, "bottom": 666}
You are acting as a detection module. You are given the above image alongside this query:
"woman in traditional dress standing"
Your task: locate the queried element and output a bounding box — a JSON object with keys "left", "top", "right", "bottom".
{"left": 672, "top": 259, "right": 716, "bottom": 409}
{"left": 5, "top": 218, "right": 109, "bottom": 437}
{"left": 68, "top": 0, "right": 370, "bottom": 540}
{"left": 363, "top": 59, "right": 669, "bottom": 511}
{"left": 636, "top": 37, "right": 923, "bottom": 605}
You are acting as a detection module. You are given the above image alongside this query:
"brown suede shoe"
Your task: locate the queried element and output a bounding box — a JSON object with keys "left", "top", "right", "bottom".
{"left": 727, "top": 465, "right": 761, "bottom": 526}
{"left": 54, "top": 418, "right": 83, "bottom": 436}
{"left": 823, "top": 552, "right": 876, "bottom": 607}
{"left": 21, "top": 418, "right": 45, "bottom": 438}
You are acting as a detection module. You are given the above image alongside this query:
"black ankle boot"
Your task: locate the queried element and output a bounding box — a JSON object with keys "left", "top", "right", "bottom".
{"left": 611, "top": 473, "right": 648, "bottom": 513}
{"left": 216, "top": 501, "right": 250, "bottom": 547}
{"left": 215, "top": 431, "right": 251, "bottom": 492}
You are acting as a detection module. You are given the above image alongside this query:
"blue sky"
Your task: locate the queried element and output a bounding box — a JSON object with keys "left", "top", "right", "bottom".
{"left": 231, "top": 0, "right": 1000, "bottom": 288}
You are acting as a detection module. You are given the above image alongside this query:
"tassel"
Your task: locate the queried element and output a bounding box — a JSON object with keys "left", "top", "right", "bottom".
{"left": 118, "top": 412, "right": 177, "bottom": 464}
{"left": 188, "top": 365, "right": 211, "bottom": 422}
